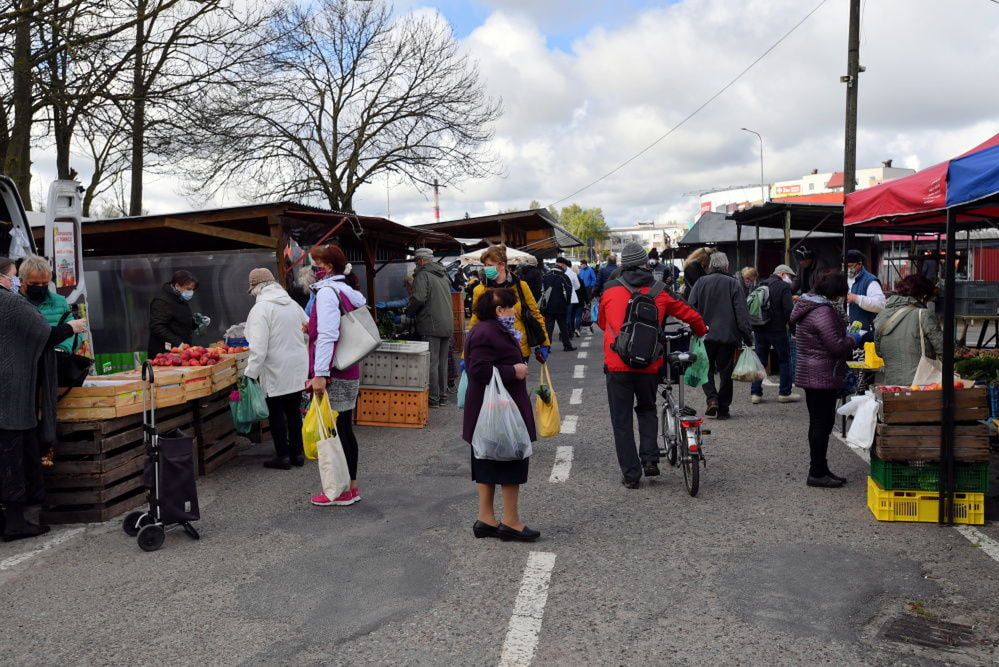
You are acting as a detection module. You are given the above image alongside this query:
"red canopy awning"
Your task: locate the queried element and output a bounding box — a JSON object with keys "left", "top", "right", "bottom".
{"left": 844, "top": 132, "right": 999, "bottom": 228}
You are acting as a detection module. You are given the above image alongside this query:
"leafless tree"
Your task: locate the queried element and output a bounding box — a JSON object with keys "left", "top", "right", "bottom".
{"left": 180, "top": 0, "right": 501, "bottom": 212}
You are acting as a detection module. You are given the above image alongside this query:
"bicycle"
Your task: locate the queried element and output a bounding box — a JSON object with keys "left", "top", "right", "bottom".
{"left": 658, "top": 328, "right": 709, "bottom": 497}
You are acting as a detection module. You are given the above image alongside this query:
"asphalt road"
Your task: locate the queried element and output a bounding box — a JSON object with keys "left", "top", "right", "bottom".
{"left": 2, "top": 328, "right": 999, "bottom": 666}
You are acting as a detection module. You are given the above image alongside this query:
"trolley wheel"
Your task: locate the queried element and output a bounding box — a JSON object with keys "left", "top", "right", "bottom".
{"left": 182, "top": 523, "right": 200, "bottom": 541}
{"left": 137, "top": 524, "right": 166, "bottom": 552}
{"left": 122, "top": 511, "right": 150, "bottom": 537}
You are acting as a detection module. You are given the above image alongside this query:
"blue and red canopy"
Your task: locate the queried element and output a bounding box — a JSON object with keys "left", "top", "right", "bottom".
{"left": 845, "top": 132, "right": 999, "bottom": 228}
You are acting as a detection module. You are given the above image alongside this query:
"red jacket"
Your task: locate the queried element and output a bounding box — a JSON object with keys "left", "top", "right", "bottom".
{"left": 598, "top": 269, "right": 708, "bottom": 374}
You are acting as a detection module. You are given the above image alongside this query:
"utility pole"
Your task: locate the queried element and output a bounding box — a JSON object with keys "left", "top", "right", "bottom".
{"left": 841, "top": 0, "right": 863, "bottom": 260}
{"left": 433, "top": 178, "right": 441, "bottom": 223}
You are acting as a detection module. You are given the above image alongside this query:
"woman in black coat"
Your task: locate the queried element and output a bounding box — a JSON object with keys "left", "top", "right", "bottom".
{"left": 462, "top": 288, "right": 539, "bottom": 542}
{"left": 148, "top": 270, "right": 199, "bottom": 357}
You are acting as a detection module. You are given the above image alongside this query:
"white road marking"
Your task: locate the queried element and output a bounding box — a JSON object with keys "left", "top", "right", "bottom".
{"left": 548, "top": 446, "right": 574, "bottom": 483}
{"left": 833, "top": 427, "right": 999, "bottom": 566}
{"left": 580, "top": 340, "right": 590, "bottom": 348}
{"left": 573, "top": 365, "right": 585, "bottom": 379}
{"left": 577, "top": 351, "right": 588, "bottom": 360}
{"left": 498, "top": 551, "right": 558, "bottom": 667}
{"left": 569, "top": 388, "right": 583, "bottom": 405}
{"left": 0, "top": 527, "right": 87, "bottom": 572}
{"left": 561, "top": 415, "right": 578, "bottom": 434}
{"left": 956, "top": 526, "right": 999, "bottom": 564}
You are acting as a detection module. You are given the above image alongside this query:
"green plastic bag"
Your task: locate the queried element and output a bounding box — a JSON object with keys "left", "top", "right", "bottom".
{"left": 230, "top": 377, "right": 270, "bottom": 434}
{"left": 682, "top": 335, "right": 710, "bottom": 388}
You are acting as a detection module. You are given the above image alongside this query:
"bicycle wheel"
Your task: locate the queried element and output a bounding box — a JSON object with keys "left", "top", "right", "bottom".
{"left": 661, "top": 391, "right": 679, "bottom": 467}
{"left": 681, "top": 429, "right": 700, "bottom": 497}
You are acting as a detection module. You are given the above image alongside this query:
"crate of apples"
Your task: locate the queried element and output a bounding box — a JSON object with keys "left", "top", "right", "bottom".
{"left": 211, "top": 341, "right": 249, "bottom": 354}
{"left": 149, "top": 344, "right": 223, "bottom": 367}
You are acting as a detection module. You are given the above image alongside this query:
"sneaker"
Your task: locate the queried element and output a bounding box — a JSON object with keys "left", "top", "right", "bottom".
{"left": 351, "top": 487, "right": 361, "bottom": 502}
{"left": 330, "top": 489, "right": 359, "bottom": 506}
{"left": 643, "top": 462, "right": 661, "bottom": 477}
{"left": 311, "top": 493, "right": 334, "bottom": 506}
{"left": 778, "top": 394, "right": 801, "bottom": 403}
{"left": 429, "top": 399, "right": 441, "bottom": 408}
{"left": 751, "top": 395, "right": 763, "bottom": 405}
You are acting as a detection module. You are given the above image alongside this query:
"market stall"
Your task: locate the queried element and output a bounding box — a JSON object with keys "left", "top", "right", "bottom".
{"left": 844, "top": 131, "right": 999, "bottom": 524}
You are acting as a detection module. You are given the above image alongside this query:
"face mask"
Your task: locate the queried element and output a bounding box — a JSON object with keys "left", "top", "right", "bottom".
{"left": 847, "top": 266, "right": 859, "bottom": 279}
{"left": 483, "top": 266, "right": 499, "bottom": 280}
{"left": 312, "top": 266, "right": 329, "bottom": 280}
{"left": 498, "top": 315, "right": 516, "bottom": 328}
{"left": 4, "top": 275, "right": 19, "bottom": 292}
{"left": 26, "top": 284, "right": 49, "bottom": 304}
{"left": 782, "top": 275, "right": 793, "bottom": 284}
{"left": 180, "top": 290, "right": 194, "bottom": 301}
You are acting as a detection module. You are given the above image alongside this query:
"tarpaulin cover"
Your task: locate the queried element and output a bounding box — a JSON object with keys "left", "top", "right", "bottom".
{"left": 845, "top": 132, "right": 999, "bottom": 227}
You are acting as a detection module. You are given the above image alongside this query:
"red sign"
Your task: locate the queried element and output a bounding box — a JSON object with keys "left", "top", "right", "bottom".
{"left": 699, "top": 201, "right": 712, "bottom": 213}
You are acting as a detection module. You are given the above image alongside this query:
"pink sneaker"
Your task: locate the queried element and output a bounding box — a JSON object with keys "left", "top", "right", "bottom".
{"left": 311, "top": 493, "right": 333, "bottom": 506}
{"left": 351, "top": 487, "right": 361, "bottom": 502}
{"left": 330, "top": 488, "right": 358, "bottom": 506}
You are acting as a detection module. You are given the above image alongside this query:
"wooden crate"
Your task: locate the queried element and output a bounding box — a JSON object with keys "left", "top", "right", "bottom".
{"left": 874, "top": 423, "right": 990, "bottom": 462}
{"left": 118, "top": 364, "right": 213, "bottom": 386}
{"left": 57, "top": 380, "right": 145, "bottom": 421}
{"left": 41, "top": 486, "right": 147, "bottom": 525}
{"left": 211, "top": 368, "right": 238, "bottom": 392}
{"left": 451, "top": 291, "right": 466, "bottom": 334}
{"left": 355, "top": 388, "right": 428, "bottom": 428}
{"left": 876, "top": 387, "right": 987, "bottom": 424}
{"left": 190, "top": 389, "right": 240, "bottom": 475}
{"left": 183, "top": 376, "right": 213, "bottom": 401}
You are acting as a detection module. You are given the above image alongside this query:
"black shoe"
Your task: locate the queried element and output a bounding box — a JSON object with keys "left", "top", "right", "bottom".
{"left": 291, "top": 455, "right": 306, "bottom": 467}
{"left": 827, "top": 471, "right": 847, "bottom": 484}
{"left": 2, "top": 523, "right": 51, "bottom": 542}
{"left": 622, "top": 477, "right": 640, "bottom": 489}
{"left": 473, "top": 520, "right": 501, "bottom": 539}
{"left": 497, "top": 523, "right": 541, "bottom": 542}
{"left": 807, "top": 475, "right": 845, "bottom": 488}
{"left": 643, "top": 463, "right": 661, "bottom": 477}
{"left": 564, "top": 345, "right": 577, "bottom": 352}
{"left": 705, "top": 402, "right": 719, "bottom": 417}
{"left": 263, "top": 457, "right": 291, "bottom": 470}
{"left": 716, "top": 411, "right": 731, "bottom": 420}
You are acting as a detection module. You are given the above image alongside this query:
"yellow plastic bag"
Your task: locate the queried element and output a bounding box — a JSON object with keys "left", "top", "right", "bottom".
{"left": 534, "top": 363, "right": 561, "bottom": 438}
{"left": 302, "top": 392, "right": 337, "bottom": 460}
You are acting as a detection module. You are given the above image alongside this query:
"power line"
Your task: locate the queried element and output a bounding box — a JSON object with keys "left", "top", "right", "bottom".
{"left": 546, "top": 0, "right": 831, "bottom": 209}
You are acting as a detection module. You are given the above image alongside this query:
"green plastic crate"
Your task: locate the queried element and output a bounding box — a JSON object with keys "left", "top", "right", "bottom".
{"left": 93, "top": 352, "right": 146, "bottom": 375}
{"left": 870, "top": 454, "right": 989, "bottom": 493}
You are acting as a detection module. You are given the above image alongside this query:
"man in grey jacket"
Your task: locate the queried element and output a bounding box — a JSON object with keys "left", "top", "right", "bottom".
{"left": 688, "top": 252, "right": 753, "bottom": 419}
{"left": 407, "top": 248, "right": 455, "bottom": 407}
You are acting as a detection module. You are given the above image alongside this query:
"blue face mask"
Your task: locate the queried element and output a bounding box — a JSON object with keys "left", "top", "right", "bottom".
{"left": 8, "top": 276, "right": 20, "bottom": 292}
{"left": 180, "top": 290, "right": 194, "bottom": 301}
{"left": 483, "top": 266, "right": 499, "bottom": 280}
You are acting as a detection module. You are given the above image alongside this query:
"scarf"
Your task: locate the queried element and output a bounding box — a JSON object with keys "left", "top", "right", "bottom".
{"left": 498, "top": 315, "right": 522, "bottom": 344}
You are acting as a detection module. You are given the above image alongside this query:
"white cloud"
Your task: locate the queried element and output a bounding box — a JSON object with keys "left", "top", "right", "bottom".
{"left": 29, "top": 0, "right": 999, "bottom": 230}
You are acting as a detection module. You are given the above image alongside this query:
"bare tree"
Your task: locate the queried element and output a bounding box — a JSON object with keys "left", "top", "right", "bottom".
{"left": 180, "top": 0, "right": 501, "bottom": 212}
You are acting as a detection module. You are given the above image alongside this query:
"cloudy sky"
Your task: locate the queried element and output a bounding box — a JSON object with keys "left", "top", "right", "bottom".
{"left": 30, "top": 0, "right": 999, "bottom": 227}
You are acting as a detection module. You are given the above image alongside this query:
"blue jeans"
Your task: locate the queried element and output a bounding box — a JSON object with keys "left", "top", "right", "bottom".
{"left": 751, "top": 330, "right": 793, "bottom": 396}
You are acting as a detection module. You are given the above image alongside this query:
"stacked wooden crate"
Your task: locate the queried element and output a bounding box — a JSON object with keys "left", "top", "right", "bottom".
{"left": 868, "top": 387, "right": 989, "bottom": 525}
{"left": 57, "top": 379, "right": 145, "bottom": 422}
{"left": 211, "top": 356, "right": 239, "bottom": 392}
{"left": 356, "top": 341, "right": 430, "bottom": 428}
{"left": 190, "top": 388, "right": 240, "bottom": 474}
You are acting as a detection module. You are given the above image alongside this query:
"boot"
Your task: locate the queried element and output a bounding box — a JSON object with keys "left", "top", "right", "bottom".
{"left": 2, "top": 503, "right": 50, "bottom": 542}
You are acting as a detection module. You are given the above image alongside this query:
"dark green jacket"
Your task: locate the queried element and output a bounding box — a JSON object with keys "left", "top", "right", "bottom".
{"left": 36, "top": 291, "right": 76, "bottom": 353}
{"left": 406, "top": 261, "right": 454, "bottom": 338}
{"left": 874, "top": 295, "right": 944, "bottom": 386}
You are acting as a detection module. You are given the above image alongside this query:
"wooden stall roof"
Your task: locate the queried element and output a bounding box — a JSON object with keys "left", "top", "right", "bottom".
{"left": 728, "top": 201, "right": 844, "bottom": 234}
{"left": 416, "top": 208, "right": 583, "bottom": 257}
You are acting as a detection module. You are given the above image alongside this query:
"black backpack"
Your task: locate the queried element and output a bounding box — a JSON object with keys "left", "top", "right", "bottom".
{"left": 611, "top": 280, "right": 665, "bottom": 368}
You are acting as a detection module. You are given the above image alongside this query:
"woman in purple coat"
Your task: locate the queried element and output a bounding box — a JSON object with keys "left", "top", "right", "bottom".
{"left": 789, "top": 269, "right": 864, "bottom": 489}
{"left": 463, "top": 288, "right": 540, "bottom": 542}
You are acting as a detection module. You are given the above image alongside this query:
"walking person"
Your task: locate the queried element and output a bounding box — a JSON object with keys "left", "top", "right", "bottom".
{"left": 681, "top": 247, "right": 715, "bottom": 300}
{"left": 540, "top": 259, "right": 574, "bottom": 351}
{"left": 463, "top": 288, "right": 539, "bottom": 542}
{"left": 406, "top": 248, "right": 454, "bottom": 408}
{"left": 688, "top": 252, "right": 753, "bottom": 420}
{"left": 845, "top": 249, "right": 886, "bottom": 342}
{"left": 789, "top": 269, "right": 863, "bottom": 488}
{"left": 749, "top": 265, "right": 800, "bottom": 404}
{"left": 243, "top": 268, "right": 309, "bottom": 470}
{"left": 468, "top": 245, "right": 550, "bottom": 365}
{"left": 306, "top": 244, "right": 367, "bottom": 507}
{"left": 594, "top": 253, "right": 618, "bottom": 296}
{"left": 558, "top": 257, "right": 582, "bottom": 337}
{"left": 791, "top": 245, "right": 820, "bottom": 298}
{"left": 517, "top": 255, "right": 543, "bottom": 302}
{"left": 739, "top": 267, "right": 759, "bottom": 297}
{"left": 577, "top": 258, "right": 597, "bottom": 332}
{"left": 598, "top": 242, "right": 707, "bottom": 489}
{"left": 873, "top": 275, "right": 943, "bottom": 387}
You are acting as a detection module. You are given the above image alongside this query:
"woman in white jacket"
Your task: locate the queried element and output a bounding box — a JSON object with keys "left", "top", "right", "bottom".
{"left": 243, "top": 268, "right": 309, "bottom": 470}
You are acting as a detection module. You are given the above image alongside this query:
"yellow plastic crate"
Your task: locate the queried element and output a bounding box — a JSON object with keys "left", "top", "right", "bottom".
{"left": 867, "top": 476, "right": 985, "bottom": 525}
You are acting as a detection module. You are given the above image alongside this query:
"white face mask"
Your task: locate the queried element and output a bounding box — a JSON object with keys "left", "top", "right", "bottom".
{"left": 781, "top": 274, "right": 793, "bottom": 284}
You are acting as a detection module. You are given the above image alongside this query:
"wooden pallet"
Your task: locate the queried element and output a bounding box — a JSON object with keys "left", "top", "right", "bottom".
{"left": 874, "top": 423, "right": 990, "bottom": 462}
{"left": 190, "top": 389, "right": 240, "bottom": 475}
{"left": 876, "top": 387, "right": 987, "bottom": 424}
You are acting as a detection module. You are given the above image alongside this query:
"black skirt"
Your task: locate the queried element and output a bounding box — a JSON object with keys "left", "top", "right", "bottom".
{"left": 471, "top": 449, "right": 529, "bottom": 485}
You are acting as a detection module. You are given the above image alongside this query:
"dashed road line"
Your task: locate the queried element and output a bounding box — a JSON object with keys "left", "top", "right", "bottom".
{"left": 548, "top": 446, "right": 574, "bottom": 483}
{"left": 580, "top": 340, "right": 590, "bottom": 348}
{"left": 498, "top": 551, "right": 558, "bottom": 667}
{"left": 561, "top": 415, "right": 578, "bottom": 434}
{"left": 577, "top": 351, "right": 588, "bottom": 360}
{"left": 0, "top": 527, "right": 87, "bottom": 572}
{"left": 573, "top": 365, "right": 585, "bottom": 379}
{"left": 569, "top": 388, "right": 583, "bottom": 405}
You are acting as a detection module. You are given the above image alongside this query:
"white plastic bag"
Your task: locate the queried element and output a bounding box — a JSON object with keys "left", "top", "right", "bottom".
{"left": 316, "top": 404, "right": 351, "bottom": 499}
{"left": 471, "top": 367, "right": 533, "bottom": 461}
{"left": 732, "top": 346, "right": 767, "bottom": 382}
{"left": 836, "top": 391, "right": 878, "bottom": 451}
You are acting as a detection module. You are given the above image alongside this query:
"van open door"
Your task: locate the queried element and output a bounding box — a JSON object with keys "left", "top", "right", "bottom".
{"left": 43, "top": 180, "right": 95, "bottom": 358}
{"left": 0, "top": 175, "right": 37, "bottom": 259}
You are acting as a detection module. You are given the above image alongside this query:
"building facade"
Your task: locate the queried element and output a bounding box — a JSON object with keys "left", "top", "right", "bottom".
{"left": 607, "top": 221, "right": 690, "bottom": 255}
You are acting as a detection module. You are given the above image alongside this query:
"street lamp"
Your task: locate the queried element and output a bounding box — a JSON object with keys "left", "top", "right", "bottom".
{"left": 741, "top": 127, "right": 766, "bottom": 266}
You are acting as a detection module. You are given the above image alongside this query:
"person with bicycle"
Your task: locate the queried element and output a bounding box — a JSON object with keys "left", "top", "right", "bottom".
{"left": 598, "top": 242, "right": 707, "bottom": 489}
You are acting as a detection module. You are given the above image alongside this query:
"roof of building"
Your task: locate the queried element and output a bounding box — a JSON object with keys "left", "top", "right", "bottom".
{"left": 416, "top": 208, "right": 583, "bottom": 255}
{"left": 679, "top": 211, "right": 841, "bottom": 246}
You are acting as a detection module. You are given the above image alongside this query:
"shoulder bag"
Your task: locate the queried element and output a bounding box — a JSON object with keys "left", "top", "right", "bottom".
{"left": 513, "top": 279, "right": 547, "bottom": 348}
{"left": 911, "top": 308, "right": 960, "bottom": 386}
{"left": 329, "top": 286, "right": 382, "bottom": 370}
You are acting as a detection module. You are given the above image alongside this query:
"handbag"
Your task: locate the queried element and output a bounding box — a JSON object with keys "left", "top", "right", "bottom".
{"left": 55, "top": 312, "right": 92, "bottom": 387}
{"left": 314, "top": 400, "right": 351, "bottom": 499}
{"left": 513, "top": 280, "right": 546, "bottom": 348}
{"left": 330, "top": 286, "right": 382, "bottom": 370}
{"left": 911, "top": 308, "right": 960, "bottom": 386}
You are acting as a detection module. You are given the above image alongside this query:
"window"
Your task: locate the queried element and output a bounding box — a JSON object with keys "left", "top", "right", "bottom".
{"left": 808, "top": 183, "right": 815, "bottom": 191}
